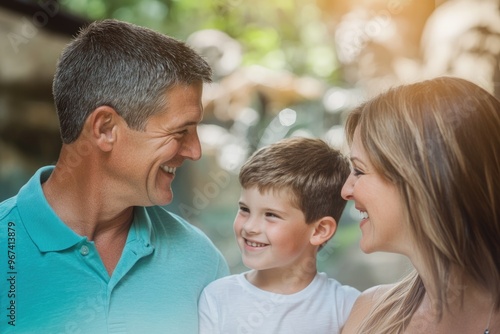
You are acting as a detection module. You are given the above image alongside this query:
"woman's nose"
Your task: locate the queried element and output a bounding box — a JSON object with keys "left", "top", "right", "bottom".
{"left": 341, "top": 173, "right": 355, "bottom": 200}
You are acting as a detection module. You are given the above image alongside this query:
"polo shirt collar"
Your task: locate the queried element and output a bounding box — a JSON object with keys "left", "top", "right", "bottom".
{"left": 18, "top": 166, "right": 85, "bottom": 252}
{"left": 129, "top": 206, "right": 155, "bottom": 253}
{"left": 18, "top": 167, "right": 156, "bottom": 255}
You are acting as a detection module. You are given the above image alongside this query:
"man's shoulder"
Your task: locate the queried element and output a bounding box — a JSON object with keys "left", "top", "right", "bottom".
{"left": 145, "top": 206, "right": 204, "bottom": 234}
{"left": 143, "top": 206, "right": 221, "bottom": 252}
{"left": 0, "top": 196, "right": 18, "bottom": 222}
{"left": 142, "top": 206, "right": 229, "bottom": 276}
{"left": 0, "top": 166, "right": 51, "bottom": 222}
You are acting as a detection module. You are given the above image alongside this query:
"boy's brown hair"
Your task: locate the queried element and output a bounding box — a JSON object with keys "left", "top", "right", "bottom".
{"left": 239, "top": 137, "right": 350, "bottom": 224}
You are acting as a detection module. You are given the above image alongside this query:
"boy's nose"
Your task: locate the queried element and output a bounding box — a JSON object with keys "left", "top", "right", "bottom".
{"left": 243, "top": 217, "right": 261, "bottom": 234}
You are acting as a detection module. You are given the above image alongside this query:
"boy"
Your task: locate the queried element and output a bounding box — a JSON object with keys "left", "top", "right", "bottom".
{"left": 199, "top": 137, "right": 360, "bottom": 333}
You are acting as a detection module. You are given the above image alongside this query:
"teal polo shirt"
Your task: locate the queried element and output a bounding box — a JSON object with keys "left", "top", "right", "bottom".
{"left": 0, "top": 166, "right": 229, "bottom": 333}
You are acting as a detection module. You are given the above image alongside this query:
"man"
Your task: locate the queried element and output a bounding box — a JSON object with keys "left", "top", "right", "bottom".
{"left": 0, "top": 19, "right": 228, "bottom": 333}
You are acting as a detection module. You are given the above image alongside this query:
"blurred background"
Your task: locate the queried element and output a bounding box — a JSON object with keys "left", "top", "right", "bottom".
{"left": 1, "top": 0, "right": 499, "bottom": 291}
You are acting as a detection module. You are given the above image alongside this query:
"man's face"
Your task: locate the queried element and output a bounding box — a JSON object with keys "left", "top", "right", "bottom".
{"left": 113, "top": 81, "right": 204, "bottom": 207}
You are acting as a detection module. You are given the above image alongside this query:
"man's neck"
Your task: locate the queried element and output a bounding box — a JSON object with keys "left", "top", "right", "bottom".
{"left": 42, "top": 161, "right": 134, "bottom": 276}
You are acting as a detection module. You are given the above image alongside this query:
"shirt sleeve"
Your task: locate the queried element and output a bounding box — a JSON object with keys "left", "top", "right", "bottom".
{"left": 198, "top": 287, "right": 220, "bottom": 334}
{"left": 338, "top": 285, "right": 362, "bottom": 328}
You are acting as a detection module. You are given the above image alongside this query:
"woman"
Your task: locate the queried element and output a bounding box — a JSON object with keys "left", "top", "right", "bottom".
{"left": 341, "top": 77, "right": 499, "bottom": 333}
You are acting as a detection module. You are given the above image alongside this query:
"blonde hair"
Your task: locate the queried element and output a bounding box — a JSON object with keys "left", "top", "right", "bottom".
{"left": 345, "top": 77, "right": 500, "bottom": 333}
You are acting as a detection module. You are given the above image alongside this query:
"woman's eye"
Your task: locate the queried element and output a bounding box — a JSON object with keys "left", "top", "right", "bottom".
{"left": 352, "top": 168, "right": 364, "bottom": 176}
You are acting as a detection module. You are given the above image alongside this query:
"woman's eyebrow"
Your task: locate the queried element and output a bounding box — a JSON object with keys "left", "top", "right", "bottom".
{"left": 349, "top": 156, "right": 366, "bottom": 168}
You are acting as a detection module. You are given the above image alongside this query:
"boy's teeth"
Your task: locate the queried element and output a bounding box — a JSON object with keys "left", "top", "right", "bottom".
{"left": 245, "top": 240, "right": 267, "bottom": 247}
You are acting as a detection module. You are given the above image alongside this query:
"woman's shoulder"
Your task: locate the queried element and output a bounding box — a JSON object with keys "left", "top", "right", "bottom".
{"left": 364, "top": 283, "right": 394, "bottom": 300}
{"left": 341, "top": 284, "right": 395, "bottom": 334}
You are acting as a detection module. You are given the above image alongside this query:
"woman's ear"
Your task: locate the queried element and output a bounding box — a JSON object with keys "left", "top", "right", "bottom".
{"left": 86, "top": 106, "right": 120, "bottom": 152}
{"left": 310, "top": 216, "right": 337, "bottom": 247}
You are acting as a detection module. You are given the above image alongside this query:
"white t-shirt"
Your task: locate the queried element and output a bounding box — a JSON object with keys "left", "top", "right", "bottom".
{"left": 198, "top": 272, "right": 360, "bottom": 334}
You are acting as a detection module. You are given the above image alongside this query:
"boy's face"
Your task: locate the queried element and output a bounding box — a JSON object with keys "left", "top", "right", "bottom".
{"left": 234, "top": 186, "right": 318, "bottom": 273}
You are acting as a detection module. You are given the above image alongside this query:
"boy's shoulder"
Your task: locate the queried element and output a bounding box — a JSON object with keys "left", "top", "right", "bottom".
{"left": 203, "top": 273, "right": 242, "bottom": 291}
{"left": 201, "top": 273, "right": 245, "bottom": 300}
{"left": 319, "top": 272, "right": 361, "bottom": 296}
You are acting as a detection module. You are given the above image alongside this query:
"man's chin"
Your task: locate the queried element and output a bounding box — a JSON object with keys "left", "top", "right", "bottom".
{"left": 147, "top": 190, "right": 173, "bottom": 207}
{"left": 157, "top": 195, "right": 174, "bottom": 207}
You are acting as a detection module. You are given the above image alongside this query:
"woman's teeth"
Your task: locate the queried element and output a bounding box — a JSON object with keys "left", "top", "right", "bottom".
{"left": 360, "top": 211, "right": 369, "bottom": 219}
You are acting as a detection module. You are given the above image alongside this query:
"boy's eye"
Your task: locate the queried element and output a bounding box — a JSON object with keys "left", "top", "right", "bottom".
{"left": 239, "top": 206, "right": 249, "bottom": 213}
{"left": 265, "top": 212, "right": 280, "bottom": 219}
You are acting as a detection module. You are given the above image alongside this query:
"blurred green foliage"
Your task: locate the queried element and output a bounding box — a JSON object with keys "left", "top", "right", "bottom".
{"left": 59, "top": 0, "right": 340, "bottom": 83}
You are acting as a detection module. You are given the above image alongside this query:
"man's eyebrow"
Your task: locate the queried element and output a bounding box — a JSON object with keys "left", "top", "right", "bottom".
{"left": 174, "top": 118, "right": 204, "bottom": 129}
{"left": 181, "top": 112, "right": 204, "bottom": 127}
{"left": 180, "top": 121, "right": 199, "bottom": 127}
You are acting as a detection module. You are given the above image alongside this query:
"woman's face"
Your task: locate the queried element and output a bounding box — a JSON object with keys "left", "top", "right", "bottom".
{"left": 341, "top": 128, "right": 412, "bottom": 255}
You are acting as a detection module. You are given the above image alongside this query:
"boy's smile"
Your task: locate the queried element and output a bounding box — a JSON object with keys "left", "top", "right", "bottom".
{"left": 233, "top": 186, "right": 318, "bottom": 273}
{"left": 243, "top": 238, "right": 269, "bottom": 249}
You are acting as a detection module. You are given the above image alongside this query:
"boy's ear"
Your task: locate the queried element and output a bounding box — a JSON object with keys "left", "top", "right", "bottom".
{"left": 87, "top": 106, "right": 121, "bottom": 152}
{"left": 310, "top": 216, "right": 337, "bottom": 247}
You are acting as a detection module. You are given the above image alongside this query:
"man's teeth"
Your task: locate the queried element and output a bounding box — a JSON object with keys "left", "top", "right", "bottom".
{"left": 360, "top": 211, "right": 369, "bottom": 219}
{"left": 245, "top": 240, "right": 267, "bottom": 247}
{"left": 161, "top": 165, "right": 176, "bottom": 174}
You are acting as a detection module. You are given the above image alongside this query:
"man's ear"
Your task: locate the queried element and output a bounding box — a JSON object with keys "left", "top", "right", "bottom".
{"left": 310, "top": 216, "right": 337, "bottom": 247}
{"left": 87, "top": 106, "right": 121, "bottom": 152}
